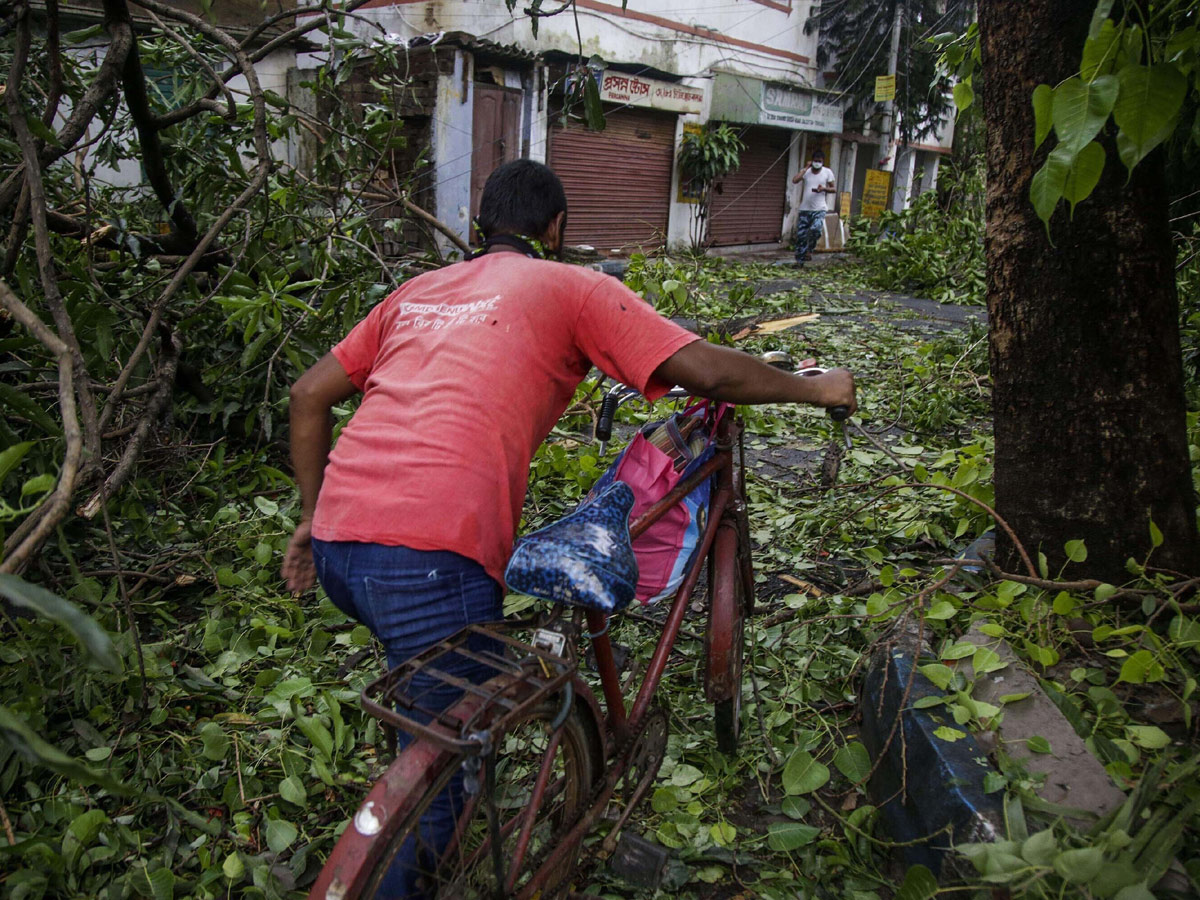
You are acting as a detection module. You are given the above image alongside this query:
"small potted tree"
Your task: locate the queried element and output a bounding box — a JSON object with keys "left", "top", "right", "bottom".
{"left": 676, "top": 124, "right": 745, "bottom": 253}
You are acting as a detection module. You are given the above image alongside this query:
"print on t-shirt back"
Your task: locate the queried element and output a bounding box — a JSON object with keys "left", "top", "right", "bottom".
{"left": 394, "top": 293, "right": 503, "bottom": 332}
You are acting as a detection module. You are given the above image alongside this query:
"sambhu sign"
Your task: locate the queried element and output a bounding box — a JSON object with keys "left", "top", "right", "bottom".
{"left": 760, "top": 83, "right": 843, "bottom": 133}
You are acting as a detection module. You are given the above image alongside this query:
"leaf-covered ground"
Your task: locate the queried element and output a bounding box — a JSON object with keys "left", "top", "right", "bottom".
{"left": 3, "top": 256, "right": 1199, "bottom": 900}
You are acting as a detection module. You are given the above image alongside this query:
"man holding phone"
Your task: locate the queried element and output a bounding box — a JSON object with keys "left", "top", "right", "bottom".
{"left": 792, "top": 149, "right": 836, "bottom": 266}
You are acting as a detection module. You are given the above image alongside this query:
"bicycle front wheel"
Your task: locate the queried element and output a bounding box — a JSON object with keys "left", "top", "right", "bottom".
{"left": 314, "top": 687, "right": 603, "bottom": 900}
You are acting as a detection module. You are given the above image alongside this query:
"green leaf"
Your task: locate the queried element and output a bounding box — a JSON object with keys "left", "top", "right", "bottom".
{"left": 1082, "top": 17, "right": 1121, "bottom": 80}
{"left": 68, "top": 809, "right": 109, "bottom": 846}
{"left": 0, "top": 441, "right": 33, "bottom": 486}
{"left": 222, "top": 851, "right": 245, "bottom": 881}
{"left": 1026, "top": 735, "right": 1052, "bottom": 754}
{"left": 941, "top": 641, "right": 977, "bottom": 660}
{"left": 1064, "top": 539, "right": 1088, "bottom": 562}
{"left": 279, "top": 774, "right": 307, "bottom": 806}
{"left": 1052, "top": 75, "right": 1118, "bottom": 156}
{"left": 894, "top": 864, "right": 938, "bottom": 900}
{"left": 933, "top": 726, "right": 966, "bottom": 742}
{"left": 1094, "top": 583, "right": 1117, "bottom": 603}
{"left": 1031, "top": 151, "right": 1069, "bottom": 231}
{"left": 972, "top": 646, "right": 1008, "bottom": 675}
{"left": 781, "top": 796, "right": 811, "bottom": 819}
{"left": 0, "top": 574, "right": 121, "bottom": 672}
{"left": 1054, "top": 846, "right": 1104, "bottom": 883}
{"left": 1053, "top": 591, "right": 1077, "bottom": 615}
{"left": 1062, "top": 141, "right": 1107, "bottom": 216}
{"left": 253, "top": 495, "right": 279, "bottom": 517}
{"left": 1149, "top": 519, "right": 1164, "bottom": 548}
{"left": 582, "top": 71, "right": 606, "bottom": 132}
{"left": 1126, "top": 725, "right": 1170, "bottom": 749}
{"left": 1088, "top": 0, "right": 1114, "bottom": 40}
{"left": 710, "top": 822, "right": 736, "bottom": 846}
{"left": 1118, "top": 649, "right": 1165, "bottom": 684}
{"left": 766, "top": 821, "right": 820, "bottom": 851}
{"left": 199, "top": 722, "right": 230, "bottom": 761}
{"left": 999, "top": 692, "right": 1031, "bottom": 704}
{"left": 953, "top": 80, "right": 974, "bottom": 114}
{"left": 1021, "top": 828, "right": 1058, "bottom": 866}
{"left": 1113, "top": 64, "right": 1187, "bottom": 173}
{"left": 919, "top": 663, "right": 955, "bottom": 690}
{"left": 1033, "top": 84, "right": 1054, "bottom": 150}
{"left": 64, "top": 23, "right": 105, "bottom": 43}
{"left": 0, "top": 704, "right": 130, "bottom": 794}
{"left": 925, "top": 600, "right": 956, "bottom": 620}
{"left": 833, "top": 742, "right": 871, "bottom": 784}
{"left": 265, "top": 817, "right": 299, "bottom": 853}
{"left": 1113, "top": 884, "right": 1158, "bottom": 900}
{"left": 782, "top": 749, "right": 830, "bottom": 795}
{"left": 0, "top": 382, "right": 62, "bottom": 434}
{"left": 133, "top": 865, "right": 175, "bottom": 900}
{"left": 21, "top": 472, "right": 54, "bottom": 496}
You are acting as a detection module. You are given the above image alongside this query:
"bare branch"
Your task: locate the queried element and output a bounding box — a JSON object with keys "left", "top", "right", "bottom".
{"left": 80, "top": 329, "right": 180, "bottom": 519}
{"left": 0, "top": 279, "right": 83, "bottom": 575}
{"left": 103, "top": 0, "right": 200, "bottom": 243}
{"left": 6, "top": 8, "right": 102, "bottom": 466}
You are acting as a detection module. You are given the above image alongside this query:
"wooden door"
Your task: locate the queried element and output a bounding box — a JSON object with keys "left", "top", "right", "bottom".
{"left": 471, "top": 84, "right": 522, "bottom": 241}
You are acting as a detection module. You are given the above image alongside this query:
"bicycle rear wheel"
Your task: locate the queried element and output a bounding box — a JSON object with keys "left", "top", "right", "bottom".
{"left": 707, "top": 522, "right": 752, "bottom": 755}
{"left": 313, "top": 687, "right": 602, "bottom": 900}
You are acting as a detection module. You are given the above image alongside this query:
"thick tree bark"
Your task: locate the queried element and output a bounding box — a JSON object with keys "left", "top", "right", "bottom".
{"left": 979, "top": 1, "right": 1199, "bottom": 582}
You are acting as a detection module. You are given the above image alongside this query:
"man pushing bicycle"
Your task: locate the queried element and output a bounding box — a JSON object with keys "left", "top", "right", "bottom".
{"left": 282, "top": 159, "right": 855, "bottom": 898}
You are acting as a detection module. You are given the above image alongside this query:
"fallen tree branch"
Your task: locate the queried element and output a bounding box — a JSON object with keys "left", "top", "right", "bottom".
{"left": 80, "top": 329, "right": 180, "bottom": 519}
{"left": 0, "top": 279, "right": 83, "bottom": 575}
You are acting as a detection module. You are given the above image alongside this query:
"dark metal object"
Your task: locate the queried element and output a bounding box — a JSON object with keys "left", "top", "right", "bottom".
{"left": 609, "top": 833, "right": 669, "bottom": 890}
{"left": 860, "top": 636, "right": 1004, "bottom": 876}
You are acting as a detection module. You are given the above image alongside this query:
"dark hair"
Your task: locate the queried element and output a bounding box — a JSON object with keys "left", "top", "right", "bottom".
{"left": 476, "top": 160, "right": 568, "bottom": 240}
{"left": 811, "top": 149, "right": 825, "bottom": 161}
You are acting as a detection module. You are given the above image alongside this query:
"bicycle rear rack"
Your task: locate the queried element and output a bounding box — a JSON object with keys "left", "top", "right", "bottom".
{"left": 361, "top": 622, "right": 577, "bottom": 756}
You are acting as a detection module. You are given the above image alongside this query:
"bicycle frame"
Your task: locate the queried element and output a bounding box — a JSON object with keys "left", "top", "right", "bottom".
{"left": 311, "top": 408, "right": 753, "bottom": 900}
{"left": 587, "top": 409, "right": 745, "bottom": 748}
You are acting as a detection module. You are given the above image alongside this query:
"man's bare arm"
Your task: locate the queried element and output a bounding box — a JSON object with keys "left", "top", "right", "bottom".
{"left": 282, "top": 353, "right": 359, "bottom": 592}
{"left": 654, "top": 341, "right": 856, "bottom": 410}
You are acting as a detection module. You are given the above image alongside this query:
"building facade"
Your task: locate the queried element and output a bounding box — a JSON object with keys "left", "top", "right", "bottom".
{"left": 343, "top": 0, "right": 874, "bottom": 255}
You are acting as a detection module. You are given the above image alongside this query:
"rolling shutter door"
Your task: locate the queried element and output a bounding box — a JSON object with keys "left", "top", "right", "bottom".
{"left": 708, "top": 127, "right": 791, "bottom": 246}
{"left": 549, "top": 106, "right": 675, "bottom": 254}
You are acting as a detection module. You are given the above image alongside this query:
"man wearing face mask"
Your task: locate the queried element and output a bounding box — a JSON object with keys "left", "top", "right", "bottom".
{"left": 282, "top": 159, "right": 854, "bottom": 897}
{"left": 792, "top": 149, "right": 836, "bottom": 266}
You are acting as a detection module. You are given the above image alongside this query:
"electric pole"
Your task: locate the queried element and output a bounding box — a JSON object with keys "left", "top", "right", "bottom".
{"left": 877, "top": 0, "right": 904, "bottom": 179}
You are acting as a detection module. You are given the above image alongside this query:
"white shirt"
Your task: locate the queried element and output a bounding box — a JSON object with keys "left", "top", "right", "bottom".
{"left": 798, "top": 165, "right": 836, "bottom": 212}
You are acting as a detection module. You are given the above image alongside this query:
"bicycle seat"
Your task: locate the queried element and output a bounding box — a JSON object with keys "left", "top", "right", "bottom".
{"left": 505, "top": 481, "right": 638, "bottom": 614}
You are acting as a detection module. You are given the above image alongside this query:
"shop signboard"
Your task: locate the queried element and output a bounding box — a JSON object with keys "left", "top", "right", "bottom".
{"left": 874, "top": 74, "right": 896, "bottom": 102}
{"left": 709, "top": 73, "right": 843, "bottom": 133}
{"left": 599, "top": 71, "right": 705, "bottom": 114}
{"left": 862, "top": 169, "right": 891, "bottom": 218}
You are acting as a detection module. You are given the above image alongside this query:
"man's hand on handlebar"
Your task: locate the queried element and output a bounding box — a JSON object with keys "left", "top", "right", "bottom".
{"left": 653, "top": 341, "right": 856, "bottom": 413}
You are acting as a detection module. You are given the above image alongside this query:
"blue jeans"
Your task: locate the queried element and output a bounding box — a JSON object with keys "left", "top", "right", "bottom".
{"left": 312, "top": 540, "right": 503, "bottom": 900}
{"left": 795, "top": 209, "right": 827, "bottom": 260}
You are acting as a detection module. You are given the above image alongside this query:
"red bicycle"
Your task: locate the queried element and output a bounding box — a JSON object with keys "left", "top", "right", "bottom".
{"left": 309, "top": 368, "right": 846, "bottom": 900}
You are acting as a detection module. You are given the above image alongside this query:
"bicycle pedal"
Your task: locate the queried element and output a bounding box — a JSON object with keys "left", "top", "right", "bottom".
{"left": 608, "top": 832, "right": 668, "bottom": 889}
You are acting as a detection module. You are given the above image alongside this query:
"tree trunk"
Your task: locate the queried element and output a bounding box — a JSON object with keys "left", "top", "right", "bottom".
{"left": 979, "top": 0, "right": 1199, "bottom": 582}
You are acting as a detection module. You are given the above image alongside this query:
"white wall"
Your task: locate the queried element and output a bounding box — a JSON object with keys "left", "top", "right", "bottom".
{"left": 432, "top": 49, "right": 475, "bottom": 254}
{"left": 351, "top": 0, "right": 821, "bottom": 87}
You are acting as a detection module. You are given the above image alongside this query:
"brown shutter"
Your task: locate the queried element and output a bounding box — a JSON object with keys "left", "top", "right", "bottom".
{"left": 707, "top": 127, "right": 791, "bottom": 246}
{"left": 549, "top": 106, "right": 676, "bottom": 254}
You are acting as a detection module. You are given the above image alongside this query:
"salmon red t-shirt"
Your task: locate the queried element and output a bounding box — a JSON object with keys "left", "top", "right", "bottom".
{"left": 310, "top": 252, "right": 700, "bottom": 586}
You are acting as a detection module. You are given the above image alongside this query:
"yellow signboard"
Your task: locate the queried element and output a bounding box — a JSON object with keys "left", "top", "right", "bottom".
{"left": 678, "top": 122, "right": 703, "bottom": 203}
{"left": 874, "top": 74, "right": 896, "bottom": 103}
{"left": 839, "top": 191, "right": 852, "bottom": 216}
{"left": 862, "top": 169, "right": 891, "bottom": 218}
